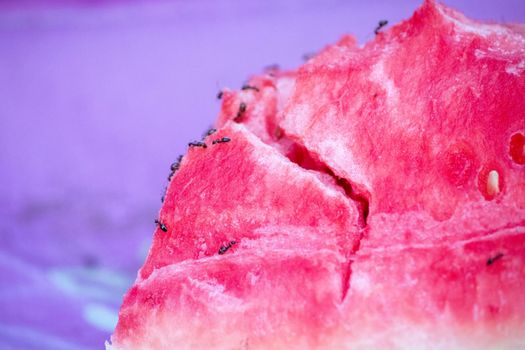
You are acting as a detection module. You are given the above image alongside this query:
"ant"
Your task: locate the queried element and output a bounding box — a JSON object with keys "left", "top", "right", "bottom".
{"left": 201, "top": 127, "right": 217, "bottom": 141}
{"left": 241, "top": 85, "right": 260, "bottom": 92}
{"left": 218, "top": 240, "right": 236, "bottom": 255}
{"left": 188, "top": 141, "right": 207, "bottom": 149}
{"left": 234, "top": 102, "right": 247, "bottom": 122}
{"left": 212, "top": 137, "right": 231, "bottom": 145}
{"left": 486, "top": 253, "right": 504, "bottom": 266}
{"left": 302, "top": 52, "right": 316, "bottom": 61}
{"left": 374, "top": 20, "right": 388, "bottom": 35}
{"left": 217, "top": 91, "right": 223, "bottom": 99}
{"left": 161, "top": 186, "right": 167, "bottom": 203}
{"left": 264, "top": 64, "right": 280, "bottom": 72}
{"left": 155, "top": 219, "right": 168, "bottom": 232}
{"left": 171, "top": 155, "right": 183, "bottom": 172}
{"left": 168, "top": 155, "right": 183, "bottom": 181}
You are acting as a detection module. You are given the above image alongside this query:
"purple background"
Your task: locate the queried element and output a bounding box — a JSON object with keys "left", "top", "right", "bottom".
{"left": 1, "top": 1, "right": 524, "bottom": 349}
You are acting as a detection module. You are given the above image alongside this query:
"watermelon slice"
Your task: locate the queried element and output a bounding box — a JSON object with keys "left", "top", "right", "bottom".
{"left": 108, "top": 1, "right": 525, "bottom": 349}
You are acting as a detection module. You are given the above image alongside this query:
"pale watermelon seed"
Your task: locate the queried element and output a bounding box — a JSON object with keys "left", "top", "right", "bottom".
{"left": 487, "top": 170, "right": 500, "bottom": 197}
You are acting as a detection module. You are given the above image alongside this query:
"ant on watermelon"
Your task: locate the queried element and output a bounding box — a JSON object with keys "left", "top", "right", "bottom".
{"left": 212, "top": 137, "right": 231, "bottom": 145}
{"left": 170, "top": 155, "right": 183, "bottom": 172}
{"left": 161, "top": 186, "right": 167, "bottom": 203}
{"left": 486, "top": 253, "right": 504, "bottom": 266}
{"left": 264, "top": 64, "right": 279, "bottom": 71}
{"left": 374, "top": 20, "right": 388, "bottom": 35}
{"left": 302, "top": 52, "right": 316, "bottom": 61}
{"left": 155, "top": 219, "right": 168, "bottom": 232}
{"left": 264, "top": 64, "right": 280, "bottom": 76}
{"left": 189, "top": 141, "right": 207, "bottom": 149}
{"left": 217, "top": 91, "right": 223, "bottom": 99}
{"left": 205, "top": 128, "right": 217, "bottom": 137}
{"left": 241, "top": 84, "right": 260, "bottom": 92}
{"left": 234, "top": 102, "right": 247, "bottom": 122}
{"left": 168, "top": 155, "right": 183, "bottom": 181}
{"left": 218, "top": 240, "right": 236, "bottom": 255}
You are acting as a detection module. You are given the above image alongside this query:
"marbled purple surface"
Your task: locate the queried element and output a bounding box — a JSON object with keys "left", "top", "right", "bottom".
{"left": 0, "top": 1, "right": 524, "bottom": 349}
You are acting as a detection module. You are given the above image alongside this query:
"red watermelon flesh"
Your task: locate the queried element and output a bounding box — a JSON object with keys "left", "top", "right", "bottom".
{"left": 216, "top": 71, "right": 297, "bottom": 151}
{"left": 138, "top": 122, "right": 361, "bottom": 281}
{"left": 109, "top": 1, "right": 525, "bottom": 349}
{"left": 113, "top": 122, "right": 363, "bottom": 349}
{"left": 114, "top": 250, "right": 346, "bottom": 350}
{"left": 277, "top": 0, "right": 525, "bottom": 234}
{"left": 345, "top": 226, "right": 525, "bottom": 348}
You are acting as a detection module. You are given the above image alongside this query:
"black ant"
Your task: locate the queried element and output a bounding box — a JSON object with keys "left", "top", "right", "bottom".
{"left": 168, "top": 155, "right": 183, "bottom": 181}
{"left": 264, "top": 64, "right": 280, "bottom": 72}
{"left": 374, "top": 20, "right": 388, "bottom": 35}
{"left": 217, "top": 91, "right": 223, "bottom": 99}
{"left": 161, "top": 186, "right": 167, "bottom": 203}
{"left": 241, "top": 85, "right": 260, "bottom": 92}
{"left": 188, "top": 141, "right": 207, "bottom": 149}
{"left": 170, "top": 155, "right": 183, "bottom": 172}
{"left": 212, "top": 137, "right": 231, "bottom": 145}
{"left": 486, "top": 253, "right": 504, "bottom": 266}
{"left": 218, "top": 240, "right": 236, "bottom": 255}
{"left": 302, "top": 52, "right": 316, "bottom": 61}
{"left": 155, "top": 219, "right": 168, "bottom": 232}
{"left": 234, "top": 102, "right": 247, "bottom": 122}
{"left": 201, "top": 128, "right": 217, "bottom": 141}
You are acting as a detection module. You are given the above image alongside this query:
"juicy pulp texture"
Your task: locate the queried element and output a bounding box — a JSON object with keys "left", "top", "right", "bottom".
{"left": 114, "top": 250, "right": 346, "bottom": 350}
{"left": 138, "top": 123, "right": 361, "bottom": 281}
{"left": 109, "top": 1, "right": 525, "bottom": 349}
{"left": 279, "top": 1, "right": 525, "bottom": 221}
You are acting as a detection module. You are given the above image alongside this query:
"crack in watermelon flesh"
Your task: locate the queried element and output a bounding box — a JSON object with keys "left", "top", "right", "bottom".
{"left": 109, "top": 1, "right": 525, "bottom": 349}
{"left": 276, "top": 140, "right": 371, "bottom": 302}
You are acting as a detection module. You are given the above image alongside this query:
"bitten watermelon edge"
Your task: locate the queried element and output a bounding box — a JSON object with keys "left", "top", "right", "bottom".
{"left": 107, "top": 1, "right": 525, "bottom": 349}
